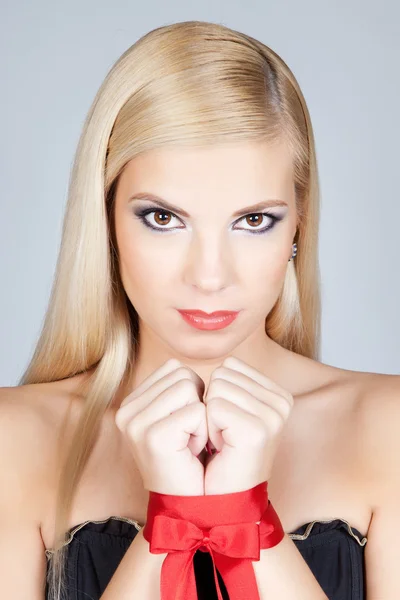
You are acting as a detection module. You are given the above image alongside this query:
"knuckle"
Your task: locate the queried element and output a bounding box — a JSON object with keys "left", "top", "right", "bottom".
{"left": 198, "top": 401, "right": 207, "bottom": 416}
{"left": 188, "top": 400, "right": 205, "bottom": 418}
{"left": 206, "top": 396, "right": 222, "bottom": 411}
{"left": 222, "top": 356, "right": 237, "bottom": 368}
{"left": 281, "top": 400, "right": 293, "bottom": 418}
{"left": 115, "top": 406, "right": 128, "bottom": 431}
{"left": 126, "top": 417, "right": 143, "bottom": 440}
{"left": 174, "top": 377, "right": 194, "bottom": 393}
{"left": 283, "top": 391, "right": 294, "bottom": 406}
{"left": 206, "top": 380, "right": 225, "bottom": 401}
{"left": 269, "top": 410, "right": 285, "bottom": 433}
{"left": 175, "top": 366, "right": 193, "bottom": 379}
{"left": 165, "top": 358, "right": 182, "bottom": 369}
{"left": 210, "top": 367, "right": 226, "bottom": 380}
{"left": 172, "top": 377, "right": 199, "bottom": 402}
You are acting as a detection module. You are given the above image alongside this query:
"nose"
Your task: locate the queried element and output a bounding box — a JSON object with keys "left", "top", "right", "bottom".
{"left": 183, "top": 231, "right": 234, "bottom": 293}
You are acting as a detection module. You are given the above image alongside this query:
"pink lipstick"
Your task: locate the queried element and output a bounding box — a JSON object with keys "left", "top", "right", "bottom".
{"left": 177, "top": 309, "right": 240, "bottom": 331}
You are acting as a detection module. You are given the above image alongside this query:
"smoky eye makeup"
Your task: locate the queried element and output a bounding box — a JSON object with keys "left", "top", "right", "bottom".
{"left": 131, "top": 202, "right": 285, "bottom": 236}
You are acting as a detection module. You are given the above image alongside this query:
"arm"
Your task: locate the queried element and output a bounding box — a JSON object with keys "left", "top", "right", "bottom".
{"left": 108, "top": 526, "right": 328, "bottom": 600}
{"left": 0, "top": 388, "right": 49, "bottom": 600}
{"left": 0, "top": 386, "right": 167, "bottom": 600}
{"left": 359, "top": 374, "right": 400, "bottom": 598}
{"left": 253, "top": 374, "right": 400, "bottom": 599}
{"left": 101, "top": 513, "right": 327, "bottom": 600}
{"left": 100, "top": 527, "right": 167, "bottom": 600}
{"left": 252, "top": 533, "right": 328, "bottom": 599}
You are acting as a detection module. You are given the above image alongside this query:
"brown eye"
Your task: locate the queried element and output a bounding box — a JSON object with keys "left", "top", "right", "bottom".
{"left": 153, "top": 210, "right": 172, "bottom": 226}
{"left": 233, "top": 211, "right": 280, "bottom": 235}
{"left": 134, "top": 206, "right": 281, "bottom": 235}
{"left": 133, "top": 207, "right": 183, "bottom": 232}
{"left": 245, "top": 214, "right": 263, "bottom": 227}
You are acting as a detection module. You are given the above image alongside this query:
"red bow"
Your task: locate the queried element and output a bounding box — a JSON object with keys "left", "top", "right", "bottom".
{"left": 142, "top": 482, "right": 284, "bottom": 600}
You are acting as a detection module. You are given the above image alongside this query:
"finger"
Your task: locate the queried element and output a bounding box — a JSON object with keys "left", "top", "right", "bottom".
{"left": 221, "top": 357, "right": 294, "bottom": 405}
{"left": 206, "top": 379, "right": 287, "bottom": 450}
{"left": 117, "top": 377, "right": 203, "bottom": 433}
{"left": 116, "top": 367, "right": 205, "bottom": 429}
{"left": 146, "top": 401, "right": 208, "bottom": 455}
{"left": 120, "top": 358, "right": 180, "bottom": 406}
{"left": 205, "top": 374, "right": 292, "bottom": 421}
{"left": 120, "top": 359, "right": 205, "bottom": 407}
{"left": 206, "top": 397, "right": 269, "bottom": 450}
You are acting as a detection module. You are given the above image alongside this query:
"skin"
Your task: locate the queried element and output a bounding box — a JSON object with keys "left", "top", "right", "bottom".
{"left": 38, "top": 139, "right": 374, "bottom": 538}
{"left": 30, "top": 141, "right": 378, "bottom": 556}
{"left": 113, "top": 139, "right": 298, "bottom": 401}
{"left": 3, "top": 139, "right": 400, "bottom": 599}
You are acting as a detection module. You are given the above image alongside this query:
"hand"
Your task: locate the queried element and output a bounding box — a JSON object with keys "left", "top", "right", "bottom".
{"left": 115, "top": 358, "right": 208, "bottom": 496}
{"left": 203, "top": 356, "right": 294, "bottom": 495}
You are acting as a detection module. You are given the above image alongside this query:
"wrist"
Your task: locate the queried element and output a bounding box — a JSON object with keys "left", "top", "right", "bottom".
{"left": 142, "top": 482, "right": 285, "bottom": 600}
{"left": 136, "top": 526, "right": 169, "bottom": 560}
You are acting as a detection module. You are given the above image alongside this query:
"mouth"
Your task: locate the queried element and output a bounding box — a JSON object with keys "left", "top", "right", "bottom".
{"left": 178, "top": 309, "right": 240, "bottom": 317}
{"left": 176, "top": 309, "right": 241, "bottom": 331}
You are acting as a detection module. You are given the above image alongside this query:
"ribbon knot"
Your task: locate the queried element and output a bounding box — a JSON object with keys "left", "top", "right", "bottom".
{"left": 142, "top": 482, "right": 285, "bottom": 600}
{"left": 199, "top": 532, "right": 210, "bottom": 552}
{"left": 150, "top": 514, "right": 261, "bottom": 559}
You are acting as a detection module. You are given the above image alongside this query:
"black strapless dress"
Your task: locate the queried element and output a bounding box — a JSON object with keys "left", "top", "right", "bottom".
{"left": 45, "top": 515, "right": 367, "bottom": 599}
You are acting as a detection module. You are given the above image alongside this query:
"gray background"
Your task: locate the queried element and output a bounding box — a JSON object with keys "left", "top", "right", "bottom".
{"left": 1, "top": 1, "right": 399, "bottom": 386}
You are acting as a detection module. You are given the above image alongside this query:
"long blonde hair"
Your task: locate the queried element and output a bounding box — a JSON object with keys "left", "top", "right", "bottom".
{"left": 19, "top": 20, "right": 321, "bottom": 600}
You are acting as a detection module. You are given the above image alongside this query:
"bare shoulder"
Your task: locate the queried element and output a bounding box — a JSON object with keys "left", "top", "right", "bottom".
{"left": 0, "top": 373, "right": 92, "bottom": 522}
{"left": 354, "top": 370, "right": 400, "bottom": 451}
{"left": 314, "top": 364, "right": 400, "bottom": 514}
{"left": 294, "top": 356, "right": 400, "bottom": 489}
{"left": 349, "top": 371, "right": 400, "bottom": 596}
{"left": 0, "top": 376, "right": 91, "bottom": 598}
{"left": 330, "top": 366, "right": 400, "bottom": 468}
{"left": 354, "top": 371, "right": 400, "bottom": 493}
{"left": 0, "top": 371, "right": 91, "bottom": 446}
{"left": 0, "top": 383, "right": 58, "bottom": 487}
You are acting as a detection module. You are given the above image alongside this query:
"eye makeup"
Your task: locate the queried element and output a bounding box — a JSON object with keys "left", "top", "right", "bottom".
{"left": 131, "top": 204, "right": 284, "bottom": 236}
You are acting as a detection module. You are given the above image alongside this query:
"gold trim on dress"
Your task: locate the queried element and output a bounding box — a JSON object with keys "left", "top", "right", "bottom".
{"left": 287, "top": 517, "right": 367, "bottom": 547}
{"left": 45, "top": 516, "right": 143, "bottom": 559}
{"left": 45, "top": 514, "right": 367, "bottom": 559}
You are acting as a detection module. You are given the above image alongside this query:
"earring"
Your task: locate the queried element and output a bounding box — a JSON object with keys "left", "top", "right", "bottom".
{"left": 288, "top": 242, "right": 297, "bottom": 261}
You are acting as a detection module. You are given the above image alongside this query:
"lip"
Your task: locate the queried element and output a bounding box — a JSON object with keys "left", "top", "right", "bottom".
{"left": 177, "top": 309, "right": 240, "bottom": 331}
{"left": 178, "top": 309, "right": 240, "bottom": 317}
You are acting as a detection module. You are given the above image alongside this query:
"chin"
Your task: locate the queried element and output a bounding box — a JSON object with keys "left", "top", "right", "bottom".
{"left": 165, "top": 334, "right": 242, "bottom": 361}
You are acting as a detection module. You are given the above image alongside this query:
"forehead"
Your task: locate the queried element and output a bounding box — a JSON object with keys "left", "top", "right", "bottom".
{"left": 117, "top": 140, "right": 295, "bottom": 206}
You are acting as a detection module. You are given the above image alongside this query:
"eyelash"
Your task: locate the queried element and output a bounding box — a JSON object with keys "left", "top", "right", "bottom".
{"left": 133, "top": 207, "right": 283, "bottom": 235}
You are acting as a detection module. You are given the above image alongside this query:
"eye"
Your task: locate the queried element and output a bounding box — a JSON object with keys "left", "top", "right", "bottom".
{"left": 234, "top": 213, "right": 279, "bottom": 234}
{"left": 135, "top": 208, "right": 184, "bottom": 231}
{"left": 133, "top": 207, "right": 282, "bottom": 235}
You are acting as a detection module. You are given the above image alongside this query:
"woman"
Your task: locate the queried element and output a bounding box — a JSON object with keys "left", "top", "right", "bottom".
{"left": 1, "top": 19, "right": 399, "bottom": 600}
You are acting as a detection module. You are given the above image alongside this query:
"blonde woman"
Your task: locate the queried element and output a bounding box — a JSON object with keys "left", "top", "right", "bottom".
{"left": 1, "top": 20, "right": 399, "bottom": 600}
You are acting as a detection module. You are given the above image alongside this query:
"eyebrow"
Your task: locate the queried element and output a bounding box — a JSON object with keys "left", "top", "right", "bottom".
{"left": 127, "top": 192, "right": 288, "bottom": 218}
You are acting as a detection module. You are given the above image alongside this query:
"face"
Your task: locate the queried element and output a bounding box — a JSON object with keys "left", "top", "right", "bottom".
{"left": 113, "top": 140, "right": 297, "bottom": 365}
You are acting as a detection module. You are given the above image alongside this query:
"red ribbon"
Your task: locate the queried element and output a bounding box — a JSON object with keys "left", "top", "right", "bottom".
{"left": 142, "top": 481, "right": 285, "bottom": 600}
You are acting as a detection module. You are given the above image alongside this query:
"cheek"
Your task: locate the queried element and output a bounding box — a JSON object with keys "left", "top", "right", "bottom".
{"left": 116, "top": 231, "right": 172, "bottom": 299}
{"left": 269, "top": 254, "right": 290, "bottom": 285}
{"left": 243, "top": 242, "right": 289, "bottom": 291}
